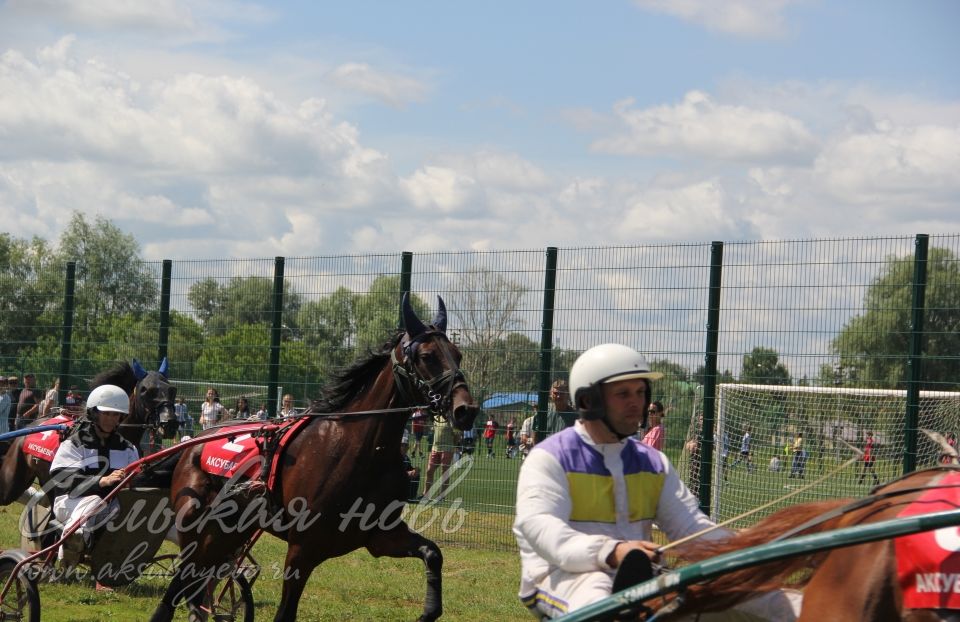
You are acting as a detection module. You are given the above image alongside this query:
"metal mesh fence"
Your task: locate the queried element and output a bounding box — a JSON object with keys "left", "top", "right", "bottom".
{"left": 2, "top": 234, "right": 958, "bottom": 551}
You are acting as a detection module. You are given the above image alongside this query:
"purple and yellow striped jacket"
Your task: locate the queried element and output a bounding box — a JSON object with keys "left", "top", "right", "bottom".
{"left": 536, "top": 426, "right": 666, "bottom": 523}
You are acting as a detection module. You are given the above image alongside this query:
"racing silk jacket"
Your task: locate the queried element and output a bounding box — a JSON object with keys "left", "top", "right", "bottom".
{"left": 49, "top": 421, "right": 139, "bottom": 501}
{"left": 513, "top": 421, "right": 721, "bottom": 599}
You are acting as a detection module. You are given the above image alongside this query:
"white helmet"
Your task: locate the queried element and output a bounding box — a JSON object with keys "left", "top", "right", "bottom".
{"left": 569, "top": 344, "right": 663, "bottom": 420}
{"left": 86, "top": 384, "right": 129, "bottom": 415}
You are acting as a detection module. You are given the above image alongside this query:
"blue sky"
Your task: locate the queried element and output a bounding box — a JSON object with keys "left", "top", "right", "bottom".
{"left": 1, "top": 0, "right": 958, "bottom": 260}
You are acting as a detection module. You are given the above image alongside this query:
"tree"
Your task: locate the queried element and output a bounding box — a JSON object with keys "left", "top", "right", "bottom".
{"left": 692, "top": 365, "right": 736, "bottom": 386}
{"left": 449, "top": 268, "right": 527, "bottom": 400}
{"left": 187, "top": 276, "right": 302, "bottom": 337}
{"left": 739, "top": 347, "right": 791, "bottom": 385}
{"left": 0, "top": 233, "right": 58, "bottom": 364}
{"left": 23, "top": 310, "right": 204, "bottom": 383}
{"left": 57, "top": 212, "right": 158, "bottom": 319}
{"left": 833, "top": 247, "right": 960, "bottom": 390}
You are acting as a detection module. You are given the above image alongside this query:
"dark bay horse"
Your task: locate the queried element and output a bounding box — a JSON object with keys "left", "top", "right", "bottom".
{"left": 662, "top": 466, "right": 960, "bottom": 621}
{"left": 150, "top": 294, "right": 479, "bottom": 622}
{"left": 0, "top": 359, "right": 176, "bottom": 506}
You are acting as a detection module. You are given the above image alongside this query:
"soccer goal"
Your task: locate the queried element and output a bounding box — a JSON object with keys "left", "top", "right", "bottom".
{"left": 172, "top": 380, "right": 271, "bottom": 415}
{"left": 696, "top": 384, "right": 960, "bottom": 524}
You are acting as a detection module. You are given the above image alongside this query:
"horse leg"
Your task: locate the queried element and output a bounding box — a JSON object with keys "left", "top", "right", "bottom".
{"left": 150, "top": 561, "right": 192, "bottom": 622}
{"left": 366, "top": 524, "right": 443, "bottom": 622}
{"left": 272, "top": 542, "right": 317, "bottom": 622}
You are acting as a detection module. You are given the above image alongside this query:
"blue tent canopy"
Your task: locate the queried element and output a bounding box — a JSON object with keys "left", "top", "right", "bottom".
{"left": 482, "top": 392, "right": 537, "bottom": 410}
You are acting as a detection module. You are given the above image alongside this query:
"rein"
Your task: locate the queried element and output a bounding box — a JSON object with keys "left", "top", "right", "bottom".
{"left": 770, "top": 466, "right": 960, "bottom": 543}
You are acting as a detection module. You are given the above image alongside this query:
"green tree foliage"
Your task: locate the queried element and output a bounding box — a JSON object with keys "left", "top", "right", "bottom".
{"left": 24, "top": 310, "right": 203, "bottom": 384}
{"left": 739, "top": 347, "right": 791, "bottom": 385}
{"left": 692, "top": 365, "right": 736, "bottom": 386}
{"left": 832, "top": 247, "right": 960, "bottom": 390}
{"left": 354, "top": 275, "right": 413, "bottom": 351}
{"left": 187, "top": 276, "right": 302, "bottom": 336}
{"left": 57, "top": 212, "right": 158, "bottom": 318}
{"left": 0, "top": 233, "right": 59, "bottom": 364}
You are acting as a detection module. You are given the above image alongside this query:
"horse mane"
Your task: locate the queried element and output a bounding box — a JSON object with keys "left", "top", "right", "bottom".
{"left": 311, "top": 333, "right": 403, "bottom": 413}
{"left": 89, "top": 361, "right": 138, "bottom": 395}
{"left": 666, "top": 498, "right": 851, "bottom": 614}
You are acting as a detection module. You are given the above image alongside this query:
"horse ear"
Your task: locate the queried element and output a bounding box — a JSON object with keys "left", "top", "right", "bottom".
{"left": 401, "top": 292, "right": 426, "bottom": 339}
{"left": 158, "top": 357, "right": 169, "bottom": 378}
{"left": 433, "top": 296, "right": 447, "bottom": 333}
{"left": 131, "top": 359, "right": 148, "bottom": 380}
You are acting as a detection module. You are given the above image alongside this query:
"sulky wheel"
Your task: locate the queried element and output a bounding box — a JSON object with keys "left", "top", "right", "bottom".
{"left": 0, "top": 556, "right": 40, "bottom": 622}
{"left": 188, "top": 573, "right": 254, "bottom": 622}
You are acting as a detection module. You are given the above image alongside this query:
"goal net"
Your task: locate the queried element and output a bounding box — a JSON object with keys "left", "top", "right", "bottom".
{"left": 172, "top": 380, "right": 271, "bottom": 416}
{"left": 692, "top": 384, "right": 960, "bottom": 525}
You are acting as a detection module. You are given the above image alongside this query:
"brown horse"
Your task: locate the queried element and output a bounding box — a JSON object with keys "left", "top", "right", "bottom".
{"left": 0, "top": 359, "right": 176, "bottom": 506}
{"left": 661, "top": 466, "right": 960, "bottom": 621}
{"left": 149, "top": 294, "right": 479, "bottom": 622}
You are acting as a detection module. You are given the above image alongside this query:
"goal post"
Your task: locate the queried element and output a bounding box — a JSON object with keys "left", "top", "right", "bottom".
{"left": 702, "top": 383, "right": 960, "bottom": 524}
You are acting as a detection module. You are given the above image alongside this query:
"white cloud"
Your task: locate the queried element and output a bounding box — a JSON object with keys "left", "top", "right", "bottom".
{"left": 815, "top": 123, "right": 960, "bottom": 203}
{"left": 400, "top": 166, "right": 476, "bottom": 213}
{"left": 328, "top": 62, "right": 429, "bottom": 108}
{"left": 6, "top": 0, "right": 198, "bottom": 31}
{"left": 593, "top": 91, "right": 819, "bottom": 164}
{"left": 620, "top": 179, "right": 744, "bottom": 241}
{"left": 633, "top": 0, "right": 800, "bottom": 38}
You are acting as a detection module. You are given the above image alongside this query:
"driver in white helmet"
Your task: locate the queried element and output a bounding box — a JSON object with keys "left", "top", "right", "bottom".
{"left": 50, "top": 384, "right": 140, "bottom": 561}
{"left": 513, "top": 344, "right": 801, "bottom": 620}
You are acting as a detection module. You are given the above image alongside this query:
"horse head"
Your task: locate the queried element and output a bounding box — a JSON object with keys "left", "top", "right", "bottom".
{"left": 400, "top": 293, "right": 478, "bottom": 431}
{"left": 131, "top": 358, "right": 177, "bottom": 429}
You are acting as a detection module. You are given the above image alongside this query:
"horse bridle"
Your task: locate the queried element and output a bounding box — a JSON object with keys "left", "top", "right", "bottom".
{"left": 119, "top": 381, "right": 175, "bottom": 431}
{"left": 392, "top": 329, "right": 466, "bottom": 417}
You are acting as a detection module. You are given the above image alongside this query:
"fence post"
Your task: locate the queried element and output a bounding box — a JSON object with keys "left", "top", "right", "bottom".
{"left": 904, "top": 234, "right": 929, "bottom": 474}
{"left": 58, "top": 262, "right": 76, "bottom": 405}
{"left": 535, "top": 247, "right": 558, "bottom": 436}
{"left": 398, "top": 252, "right": 413, "bottom": 329}
{"left": 700, "top": 242, "right": 724, "bottom": 516}
{"left": 157, "top": 259, "right": 172, "bottom": 366}
{"left": 267, "top": 257, "right": 285, "bottom": 417}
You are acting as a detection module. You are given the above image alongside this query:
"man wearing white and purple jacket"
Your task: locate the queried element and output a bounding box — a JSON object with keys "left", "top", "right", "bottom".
{"left": 513, "top": 343, "right": 800, "bottom": 620}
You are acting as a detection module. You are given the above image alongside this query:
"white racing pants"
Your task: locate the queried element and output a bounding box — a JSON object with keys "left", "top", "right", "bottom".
{"left": 523, "top": 567, "right": 802, "bottom": 621}
{"left": 52, "top": 494, "right": 119, "bottom": 559}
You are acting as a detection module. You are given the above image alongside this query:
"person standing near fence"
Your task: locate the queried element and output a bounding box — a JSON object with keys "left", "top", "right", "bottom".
{"left": 0, "top": 377, "right": 10, "bottom": 435}
{"left": 512, "top": 343, "right": 800, "bottom": 619}
{"left": 641, "top": 400, "right": 665, "bottom": 450}
{"left": 39, "top": 377, "right": 60, "bottom": 419}
{"left": 15, "top": 372, "right": 40, "bottom": 429}
{"left": 519, "top": 412, "right": 536, "bottom": 459}
{"left": 410, "top": 408, "right": 427, "bottom": 458}
{"left": 421, "top": 416, "right": 455, "bottom": 500}
{"left": 280, "top": 394, "right": 298, "bottom": 418}
{"left": 545, "top": 379, "right": 574, "bottom": 438}
{"left": 199, "top": 387, "right": 225, "bottom": 429}
{"left": 857, "top": 431, "right": 880, "bottom": 485}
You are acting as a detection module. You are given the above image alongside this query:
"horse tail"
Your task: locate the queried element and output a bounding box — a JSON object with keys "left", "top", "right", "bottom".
{"left": 667, "top": 498, "right": 852, "bottom": 614}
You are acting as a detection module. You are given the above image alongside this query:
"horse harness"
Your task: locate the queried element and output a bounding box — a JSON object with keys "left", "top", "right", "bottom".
{"left": 391, "top": 328, "right": 466, "bottom": 418}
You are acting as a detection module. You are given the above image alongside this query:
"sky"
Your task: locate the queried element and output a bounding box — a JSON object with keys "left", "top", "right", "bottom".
{"left": 1, "top": 0, "right": 958, "bottom": 261}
